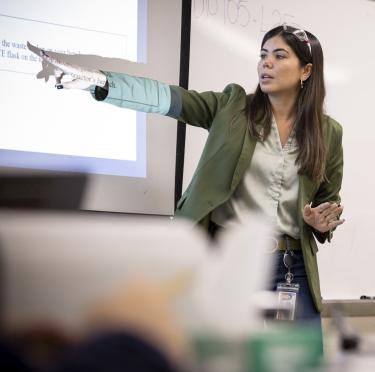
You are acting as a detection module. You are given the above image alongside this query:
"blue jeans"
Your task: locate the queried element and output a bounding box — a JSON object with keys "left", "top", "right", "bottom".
{"left": 207, "top": 222, "right": 323, "bottom": 351}
{"left": 270, "top": 250, "right": 323, "bottom": 352}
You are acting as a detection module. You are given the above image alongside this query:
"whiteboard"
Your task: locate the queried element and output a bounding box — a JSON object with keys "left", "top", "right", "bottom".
{"left": 185, "top": 0, "right": 375, "bottom": 299}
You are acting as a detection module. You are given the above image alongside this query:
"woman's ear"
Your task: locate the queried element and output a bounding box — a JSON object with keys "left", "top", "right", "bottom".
{"left": 302, "top": 63, "right": 313, "bottom": 81}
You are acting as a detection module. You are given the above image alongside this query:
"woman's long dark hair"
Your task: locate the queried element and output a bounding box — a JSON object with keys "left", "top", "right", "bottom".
{"left": 248, "top": 25, "right": 326, "bottom": 182}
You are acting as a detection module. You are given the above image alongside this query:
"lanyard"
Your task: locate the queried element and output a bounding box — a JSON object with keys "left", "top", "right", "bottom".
{"left": 276, "top": 236, "right": 300, "bottom": 321}
{"left": 282, "top": 235, "right": 294, "bottom": 284}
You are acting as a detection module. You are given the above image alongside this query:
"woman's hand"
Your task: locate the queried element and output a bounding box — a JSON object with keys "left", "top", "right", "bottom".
{"left": 303, "top": 202, "right": 345, "bottom": 233}
{"left": 27, "top": 42, "right": 107, "bottom": 89}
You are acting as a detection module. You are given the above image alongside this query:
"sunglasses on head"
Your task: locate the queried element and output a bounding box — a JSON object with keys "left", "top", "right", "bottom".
{"left": 283, "top": 24, "right": 312, "bottom": 56}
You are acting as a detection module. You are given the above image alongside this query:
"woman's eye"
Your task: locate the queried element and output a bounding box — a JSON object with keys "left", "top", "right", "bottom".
{"left": 259, "top": 54, "right": 267, "bottom": 59}
{"left": 276, "top": 54, "right": 286, "bottom": 59}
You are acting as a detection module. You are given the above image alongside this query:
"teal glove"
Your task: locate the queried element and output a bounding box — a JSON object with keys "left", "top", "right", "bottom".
{"left": 96, "top": 72, "right": 172, "bottom": 115}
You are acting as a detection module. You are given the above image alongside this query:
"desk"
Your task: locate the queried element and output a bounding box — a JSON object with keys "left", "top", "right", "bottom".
{"left": 322, "top": 300, "right": 375, "bottom": 317}
{"left": 321, "top": 300, "right": 375, "bottom": 357}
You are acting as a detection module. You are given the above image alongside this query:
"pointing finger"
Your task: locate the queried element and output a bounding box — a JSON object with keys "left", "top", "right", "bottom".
{"left": 27, "top": 42, "right": 80, "bottom": 76}
{"left": 39, "top": 50, "right": 78, "bottom": 75}
{"left": 28, "top": 42, "right": 58, "bottom": 67}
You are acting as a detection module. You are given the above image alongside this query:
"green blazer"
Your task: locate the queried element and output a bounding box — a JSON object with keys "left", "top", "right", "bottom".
{"left": 169, "top": 83, "right": 344, "bottom": 312}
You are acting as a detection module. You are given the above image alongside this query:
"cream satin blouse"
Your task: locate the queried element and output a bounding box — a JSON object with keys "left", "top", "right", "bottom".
{"left": 211, "top": 117, "right": 300, "bottom": 238}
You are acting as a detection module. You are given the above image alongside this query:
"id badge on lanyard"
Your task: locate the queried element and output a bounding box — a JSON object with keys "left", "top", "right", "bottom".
{"left": 276, "top": 247, "right": 300, "bottom": 321}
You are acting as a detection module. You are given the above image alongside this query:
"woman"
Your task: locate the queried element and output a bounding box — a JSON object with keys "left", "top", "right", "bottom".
{"left": 30, "top": 24, "right": 344, "bottom": 339}
{"left": 168, "top": 25, "right": 344, "bottom": 328}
